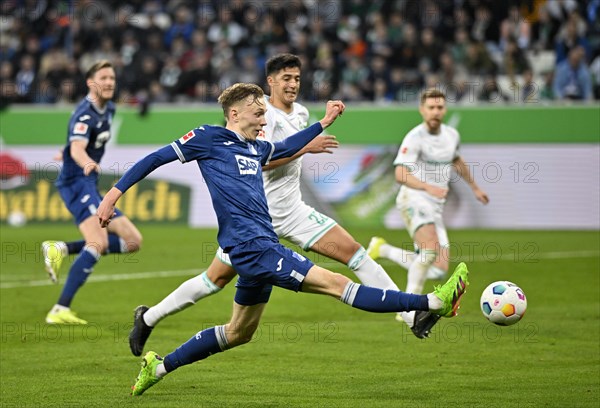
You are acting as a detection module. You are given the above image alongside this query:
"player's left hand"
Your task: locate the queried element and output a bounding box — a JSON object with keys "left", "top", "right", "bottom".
{"left": 474, "top": 188, "right": 490, "bottom": 204}
{"left": 321, "top": 100, "right": 346, "bottom": 128}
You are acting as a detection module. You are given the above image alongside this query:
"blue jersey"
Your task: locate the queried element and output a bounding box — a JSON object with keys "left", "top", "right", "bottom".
{"left": 56, "top": 96, "right": 115, "bottom": 187}
{"left": 170, "top": 125, "right": 277, "bottom": 250}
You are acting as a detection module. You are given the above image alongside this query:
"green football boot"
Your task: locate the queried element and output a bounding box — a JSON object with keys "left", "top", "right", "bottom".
{"left": 131, "top": 351, "right": 164, "bottom": 396}
{"left": 432, "top": 262, "right": 469, "bottom": 317}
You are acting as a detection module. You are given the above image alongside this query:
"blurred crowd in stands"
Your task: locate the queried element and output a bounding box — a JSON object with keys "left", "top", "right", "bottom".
{"left": 1, "top": 0, "right": 599, "bottom": 108}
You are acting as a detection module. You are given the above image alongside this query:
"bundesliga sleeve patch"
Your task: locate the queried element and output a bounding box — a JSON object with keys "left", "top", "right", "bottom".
{"left": 179, "top": 130, "right": 196, "bottom": 144}
{"left": 73, "top": 122, "right": 89, "bottom": 135}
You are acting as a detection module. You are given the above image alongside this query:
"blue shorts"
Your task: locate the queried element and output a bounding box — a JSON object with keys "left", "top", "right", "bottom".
{"left": 58, "top": 179, "right": 123, "bottom": 225}
{"left": 228, "top": 237, "right": 314, "bottom": 306}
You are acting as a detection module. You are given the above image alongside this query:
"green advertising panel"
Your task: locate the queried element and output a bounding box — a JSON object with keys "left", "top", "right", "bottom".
{"left": 1, "top": 105, "right": 598, "bottom": 145}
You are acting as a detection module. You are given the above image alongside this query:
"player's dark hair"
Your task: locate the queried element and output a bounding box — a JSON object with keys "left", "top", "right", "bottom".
{"left": 86, "top": 60, "right": 113, "bottom": 79}
{"left": 420, "top": 88, "right": 446, "bottom": 105}
{"left": 218, "top": 83, "right": 264, "bottom": 119}
{"left": 265, "top": 53, "right": 302, "bottom": 77}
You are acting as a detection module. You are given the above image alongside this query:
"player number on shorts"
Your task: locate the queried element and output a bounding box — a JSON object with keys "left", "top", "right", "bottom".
{"left": 309, "top": 211, "right": 327, "bottom": 225}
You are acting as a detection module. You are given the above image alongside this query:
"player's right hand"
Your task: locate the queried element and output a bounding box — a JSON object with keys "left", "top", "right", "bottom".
{"left": 425, "top": 184, "right": 448, "bottom": 199}
{"left": 83, "top": 161, "right": 101, "bottom": 176}
{"left": 97, "top": 187, "right": 122, "bottom": 227}
{"left": 305, "top": 135, "right": 339, "bottom": 154}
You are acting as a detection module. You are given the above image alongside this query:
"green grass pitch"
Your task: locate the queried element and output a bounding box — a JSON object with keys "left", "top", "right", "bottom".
{"left": 1, "top": 225, "right": 598, "bottom": 407}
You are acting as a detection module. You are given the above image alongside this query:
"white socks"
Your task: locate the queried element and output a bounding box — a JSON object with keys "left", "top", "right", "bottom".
{"left": 143, "top": 272, "right": 222, "bottom": 327}
{"left": 155, "top": 364, "right": 167, "bottom": 378}
{"left": 378, "top": 243, "right": 447, "bottom": 279}
{"left": 379, "top": 243, "right": 415, "bottom": 270}
{"left": 427, "top": 293, "right": 443, "bottom": 311}
{"left": 50, "top": 304, "right": 69, "bottom": 313}
{"left": 349, "top": 249, "right": 399, "bottom": 291}
{"left": 401, "top": 249, "right": 437, "bottom": 327}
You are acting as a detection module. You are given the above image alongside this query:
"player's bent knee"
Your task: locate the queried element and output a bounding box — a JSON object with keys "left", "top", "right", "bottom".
{"left": 127, "top": 236, "right": 142, "bottom": 252}
{"left": 86, "top": 239, "right": 109, "bottom": 255}
{"left": 225, "top": 322, "right": 258, "bottom": 347}
{"left": 126, "top": 231, "right": 143, "bottom": 252}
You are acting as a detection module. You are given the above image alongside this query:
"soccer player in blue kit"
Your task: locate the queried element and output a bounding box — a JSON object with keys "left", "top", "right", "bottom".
{"left": 97, "top": 83, "right": 469, "bottom": 396}
{"left": 43, "top": 60, "right": 142, "bottom": 324}
{"left": 127, "top": 54, "right": 435, "bottom": 358}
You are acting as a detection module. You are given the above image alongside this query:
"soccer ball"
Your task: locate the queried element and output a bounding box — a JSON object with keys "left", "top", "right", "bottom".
{"left": 480, "top": 281, "right": 527, "bottom": 326}
{"left": 7, "top": 211, "right": 27, "bottom": 227}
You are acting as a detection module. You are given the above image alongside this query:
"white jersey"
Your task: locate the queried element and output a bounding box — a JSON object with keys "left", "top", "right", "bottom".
{"left": 393, "top": 123, "right": 460, "bottom": 197}
{"left": 261, "top": 95, "right": 310, "bottom": 219}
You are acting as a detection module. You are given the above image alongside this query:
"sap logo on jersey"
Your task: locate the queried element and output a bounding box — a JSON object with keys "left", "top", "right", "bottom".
{"left": 235, "top": 155, "right": 259, "bottom": 175}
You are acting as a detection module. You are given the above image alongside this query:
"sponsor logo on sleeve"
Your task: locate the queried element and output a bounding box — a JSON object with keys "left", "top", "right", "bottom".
{"left": 235, "top": 155, "right": 259, "bottom": 175}
{"left": 73, "top": 122, "right": 89, "bottom": 135}
{"left": 401, "top": 147, "right": 408, "bottom": 154}
{"left": 179, "top": 130, "right": 196, "bottom": 144}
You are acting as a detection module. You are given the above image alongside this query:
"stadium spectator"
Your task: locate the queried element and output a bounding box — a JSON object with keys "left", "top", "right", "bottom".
{"left": 520, "top": 68, "right": 538, "bottom": 102}
{"left": 14, "top": 54, "right": 36, "bottom": 103}
{"left": 555, "top": 13, "right": 592, "bottom": 64}
{"left": 531, "top": 4, "right": 560, "bottom": 51}
{"left": 2, "top": 1, "right": 600, "bottom": 104}
{"left": 502, "top": 38, "right": 531, "bottom": 78}
{"left": 553, "top": 45, "right": 593, "bottom": 100}
{"left": 591, "top": 52, "right": 600, "bottom": 99}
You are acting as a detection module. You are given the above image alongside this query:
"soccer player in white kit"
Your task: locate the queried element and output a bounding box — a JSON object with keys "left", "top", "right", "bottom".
{"left": 128, "top": 54, "right": 424, "bottom": 356}
{"left": 368, "top": 88, "right": 489, "bottom": 333}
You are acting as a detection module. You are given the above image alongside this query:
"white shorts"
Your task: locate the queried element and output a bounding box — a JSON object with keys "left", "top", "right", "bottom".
{"left": 217, "top": 202, "right": 337, "bottom": 265}
{"left": 271, "top": 202, "right": 337, "bottom": 250}
{"left": 396, "top": 187, "right": 449, "bottom": 248}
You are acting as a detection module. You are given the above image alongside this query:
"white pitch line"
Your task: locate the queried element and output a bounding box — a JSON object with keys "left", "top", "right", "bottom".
{"left": 1, "top": 250, "right": 598, "bottom": 289}
{"left": 0, "top": 269, "right": 203, "bottom": 289}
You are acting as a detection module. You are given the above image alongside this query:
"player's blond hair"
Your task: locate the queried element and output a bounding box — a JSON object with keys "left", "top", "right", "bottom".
{"left": 217, "top": 83, "right": 264, "bottom": 120}
{"left": 420, "top": 88, "right": 446, "bottom": 105}
{"left": 85, "top": 60, "right": 113, "bottom": 79}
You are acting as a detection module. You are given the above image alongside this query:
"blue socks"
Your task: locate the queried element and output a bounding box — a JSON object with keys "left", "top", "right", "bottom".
{"left": 341, "top": 282, "right": 429, "bottom": 312}
{"left": 66, "top": 234, "right": 125, "bottom": 255}
{"left": 57, "top": 247, "right": 100, "bottom": 307}
{"left": 163, "top": 326, "right": 228, "bottom": 373}
{"left": 66, "top": 240, "right": 85, "bottom": 255}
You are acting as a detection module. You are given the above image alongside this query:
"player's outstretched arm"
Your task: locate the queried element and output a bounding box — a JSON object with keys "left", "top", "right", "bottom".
{"left": 98, "top": 145, "right": 179, "bottom": 227}
{"left": 263, "top": 135, "right": 339, "bottom": 170}
{"left": 270, "top": 100, "right": 345, "bottom": 161}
